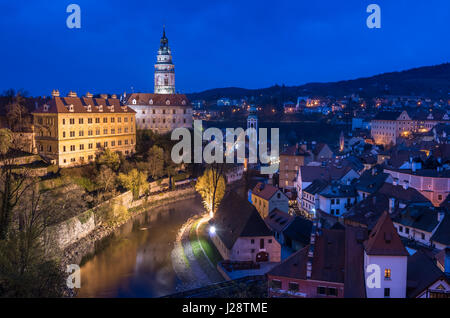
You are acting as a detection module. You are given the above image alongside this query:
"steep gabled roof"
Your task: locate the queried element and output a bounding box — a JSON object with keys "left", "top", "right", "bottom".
{"left": 252, "top": 182, "right": 282, "bottom": 201}
{"left": 431, "top": 214, "right": 450, "bottom": 246}
{"left": 393, "top": 206, "right": 440, "bottom": 233}
{"left": 364, "top": 211, "right": 409, "bottom": 256}
{"left": 354, "top": 170, "right": 389, "bottom": 194}
{"left": 212, "top": 191, "right": 272, "bottom": 250}
{"left": 265, "top": 209, "right": 293, "bottom": 233}
{"left": 268, "top": 246, "right": 308, "bottom": 279}
{"left": 282, "top": 216, "right": 313, "bottom": 246}
{"left": 407, "top": 250, "right": 448, "bottom": 298}
{"left": 378, "top": 183, "right": 429, "bottom": 203}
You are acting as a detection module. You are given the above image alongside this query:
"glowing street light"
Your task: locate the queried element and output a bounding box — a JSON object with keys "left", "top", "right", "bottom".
{"left": 209, "top": 226, "right": 216, "bottom": 235}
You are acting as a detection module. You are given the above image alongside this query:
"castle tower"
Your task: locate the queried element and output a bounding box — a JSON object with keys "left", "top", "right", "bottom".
{"left": 154, "top": 26, "right": 175, "bottom": 94}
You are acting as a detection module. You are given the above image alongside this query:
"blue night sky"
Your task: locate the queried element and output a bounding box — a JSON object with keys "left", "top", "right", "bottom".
{"left": 0, "top": 0, "right": 449, "bottom": 96}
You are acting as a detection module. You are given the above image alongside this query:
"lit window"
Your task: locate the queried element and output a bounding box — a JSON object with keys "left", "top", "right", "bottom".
{"left": 384, "top": 268, "right": 391, "bottom": 280}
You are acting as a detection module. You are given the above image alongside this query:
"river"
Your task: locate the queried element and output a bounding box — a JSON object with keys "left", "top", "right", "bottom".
{"left": 76, "top": 197, "right": 203, "bottom": 298}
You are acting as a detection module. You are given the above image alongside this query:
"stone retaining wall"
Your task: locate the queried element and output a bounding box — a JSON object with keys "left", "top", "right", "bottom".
{"left": 48, "top": 186, "right": 196, "bottom": 250}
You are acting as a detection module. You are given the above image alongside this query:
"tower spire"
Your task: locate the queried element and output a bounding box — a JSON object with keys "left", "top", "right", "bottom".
{"left": 155, "top": 25, "right": 175, "bottom": 94}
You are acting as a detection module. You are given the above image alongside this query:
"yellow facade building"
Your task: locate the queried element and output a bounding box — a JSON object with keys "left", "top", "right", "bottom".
{"left": 32, "top": 90, "right": 136, "bottom": 167}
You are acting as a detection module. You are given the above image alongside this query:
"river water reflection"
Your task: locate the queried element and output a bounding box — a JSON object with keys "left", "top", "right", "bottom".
{"left": 77, "top": 197, "right": 202, "bottom": 298}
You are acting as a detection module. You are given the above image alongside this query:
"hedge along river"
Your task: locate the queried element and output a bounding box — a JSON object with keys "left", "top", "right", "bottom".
{"left": 76, "top": 197, "right": 203, "bottom": 298}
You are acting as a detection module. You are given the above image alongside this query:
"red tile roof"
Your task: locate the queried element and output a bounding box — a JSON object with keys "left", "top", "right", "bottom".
{"left": 125, "top": 93, "right": 190, "bottom": 107}
{"left": 33, "top": 96, "right": 135, "bottom": 114}
{"left": 364, "top": 211, "right": 409, "bottom": 256}
{"left": 252, "top": 182, "right": 280, "bottom": 201}
{"left": 299, "top": 165, "right": 353, "bottom": 183}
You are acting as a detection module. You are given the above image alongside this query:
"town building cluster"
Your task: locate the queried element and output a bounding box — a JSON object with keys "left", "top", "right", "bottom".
{"left": 207, "top": 105, "right": 450, "bottom": 298}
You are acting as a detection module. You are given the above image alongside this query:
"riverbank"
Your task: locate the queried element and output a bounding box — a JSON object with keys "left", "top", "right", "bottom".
{"left": 60, "top": 186, "right": 198, "bottom": 270}
{"left": 171, "top": 215, "right": 223, "bottom": 293}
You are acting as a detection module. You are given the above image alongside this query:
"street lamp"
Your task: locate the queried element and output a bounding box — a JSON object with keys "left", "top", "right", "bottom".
{"left": 209, "top": 226, "right": 216, "bottom": 235}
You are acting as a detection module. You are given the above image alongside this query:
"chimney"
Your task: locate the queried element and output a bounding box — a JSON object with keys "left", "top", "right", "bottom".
{"left": 111, "top": 94, "right": 117, "bottom": 99}
{"left": 85, "top": 92, "right": 93, "bottom": 98}
{"left": 389, "top": 198, "right": 395, "bottom": 214}
{"left": 51, "top": 89, "right": 60, "bottom": 97}
{"left": 403, "top": 181, "right": 409, "bottom": 190}
{"left": 100, "top": 94, "right": 108, "bottom": 99}
{"left": 67, "top": 91, "right": 77, "bottom": 97}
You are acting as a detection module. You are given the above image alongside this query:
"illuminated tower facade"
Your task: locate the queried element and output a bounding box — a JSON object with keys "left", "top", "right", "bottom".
{"left": 154, "top": 27, "right": 175, "bottom": 94}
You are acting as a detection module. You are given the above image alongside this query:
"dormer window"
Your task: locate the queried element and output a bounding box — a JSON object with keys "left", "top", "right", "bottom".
{"left": 132, "top": 99, "right": 137, "bottom": 105}
{"left": 99, "top": 105, "right": 103, "bottom": 112}
{"left": 149, "top": 99, "right": 153, "bottom": 105}
{"left": 182, "top": 100, "right": 186, "bottom": 105}
{"left": 166, "top": 99, "right": 170, "bottom": 105}
{"left": 43, "top": 104, "right": 49, "bottom": 112}
{"left": 87, "top": 105, "right": 92, "bottom": 112}
{"left": 110, "top": 106, "right": 114, "bottom": 112}
{"left": 69, "top": 104, "right": 74, "bottom": 112}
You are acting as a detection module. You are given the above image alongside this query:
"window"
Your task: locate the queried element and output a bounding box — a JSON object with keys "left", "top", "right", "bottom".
{"left": 88, "top": 143, "right": 93, "bottom": 149}
{"left": 251, "top": 239, "right": 255, "bottom": 244}
{"left": 70, "top": 145, "right": 75, "bottom": 151}
{"left": 95, "top": 118, "right": 100, "bottom": 123}
{"left": 421, "top": 233, "right": 425, "bottom": 240}
{"left": 268, "top": 239, "right": 272, "bottom": 244}
{"left": 63, "top": 146, "right": 66, "bottom": 152}
{"left": 384, "top": 288, "right": 390, "bottom": 298}
{"left": 438, "top": 195, "right": 443, "bottom": 201}
{"left": 327, "top": 287, "right": 337, "bottom": 296}
{"left": 63, "top": 132, "right": 66, "bottom": 138}
{"left": 118, "top": 117, "right": 122, "bottom": 123}
{"left": 79, "top": 118, "right": 83, "bottom": 124}
{"left": 70, "top": 131, "right": 75, "bottom": 137}
{"left": 88, "top": 118, "right": 93, "bottom": 124}
{"left": 103, "top": 129, "right": 108, "bottom": 135}
{"left": 288, "top": 282, "right": 299, "bottom": 292}
{"left": 405, "top": 227, "right": 410, "bottom": 235}
{"left": 104, "top": 142, "right": 108, "bottom": 147}
{"left": 317, "top": 287, "right": 326, "bottom": 295}
{"left": 62, "top": 119, "right": 66, "bottom": 125}
{"left": 70, "top": 119, "right": 75, "bottom": 125}
{"left": 271, "top": 280, "right": 282, "bottom": 289}
{"left": 103, "top": 118, "right": 107, "bottom": 123}
{"left": 384, "top": 269, "right": 391, "bottom": 280}
{"left": 111, "top": 117, "right": 115, "bottom": 123}
{"left": 79, "top": 144, "right": 84, "bottom": 150}
{"left": 111, "top": 141, "right": 115, "bottom": 147}
{"left": 79, "top": 130, "right": 84, "bottom": 137}
{"left": 399, "top": 226, "right": 403, "bottom": 232}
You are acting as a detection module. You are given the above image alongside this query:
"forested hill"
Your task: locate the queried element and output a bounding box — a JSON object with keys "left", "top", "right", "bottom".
{"left": 186, "top": 63, "right": 450, "bottom": 102}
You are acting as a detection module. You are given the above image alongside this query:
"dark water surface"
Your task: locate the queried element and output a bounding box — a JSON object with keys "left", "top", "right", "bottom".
{"left": 77, "top": 197, "right": 202, "bottom": 298}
